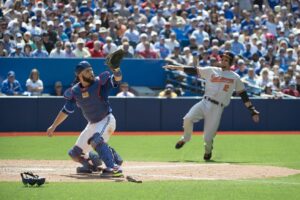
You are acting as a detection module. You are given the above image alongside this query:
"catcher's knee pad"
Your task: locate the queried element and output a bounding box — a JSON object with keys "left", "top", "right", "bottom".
{"left": 88, "top": 132, "right": 104, "bottom": 149}
{"left": 88, "top": 132, "right": 115, "bottom": 168}
{"left": 68, "top": 146, "right": 84, "bottom": 162}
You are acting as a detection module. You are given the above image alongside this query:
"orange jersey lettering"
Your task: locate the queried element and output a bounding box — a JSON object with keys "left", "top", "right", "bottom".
{"left": 210, "top": 74, "right": 234, "bottom": 84}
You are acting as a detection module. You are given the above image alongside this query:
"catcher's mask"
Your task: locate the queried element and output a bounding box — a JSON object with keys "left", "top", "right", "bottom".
{"left": 75, "top": 61, "right": 91, "bottom": 75}
{"left": 221, "top": 51, "right": 235, "bottom": 66}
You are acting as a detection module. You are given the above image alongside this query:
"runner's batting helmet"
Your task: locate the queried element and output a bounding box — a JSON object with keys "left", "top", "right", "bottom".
{"left": 222, "top": 51, "right": 235, "bottom": 66}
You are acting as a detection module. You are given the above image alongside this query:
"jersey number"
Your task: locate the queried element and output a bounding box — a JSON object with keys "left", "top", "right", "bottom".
{"left": 223, "top": 84, "right": 230, "bottom": 92}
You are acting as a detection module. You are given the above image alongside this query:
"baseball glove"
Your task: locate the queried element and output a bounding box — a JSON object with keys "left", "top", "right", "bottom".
{"left": 105, "top": 49, "right": 125, "bottom": 71}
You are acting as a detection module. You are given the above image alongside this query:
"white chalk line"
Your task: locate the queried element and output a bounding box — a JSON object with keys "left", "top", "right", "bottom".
{"left": 127, "top": 173, "right": 300, "bottom": 185}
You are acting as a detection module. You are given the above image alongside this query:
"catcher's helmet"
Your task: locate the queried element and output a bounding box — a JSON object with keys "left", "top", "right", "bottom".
{"left": 75, "top": 61, "right": 91, "bottom": 75}
{"left": 222, "top": 51, "right": 235, "bottom": 65}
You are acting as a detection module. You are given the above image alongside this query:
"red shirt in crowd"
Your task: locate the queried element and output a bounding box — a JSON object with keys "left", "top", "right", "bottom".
{"left": 138, "top": 50, "right": 158, "bottom": 59}
{"left": 89, "top": 49, "right": 105, "bottom": 57}
{"left": 282, "top": 89, "right": 300, "bottom": 97}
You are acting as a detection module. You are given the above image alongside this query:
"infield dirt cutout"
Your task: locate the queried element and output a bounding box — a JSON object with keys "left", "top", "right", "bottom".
{"left": 0, "top": 160, "right": 299, "bottom": 182}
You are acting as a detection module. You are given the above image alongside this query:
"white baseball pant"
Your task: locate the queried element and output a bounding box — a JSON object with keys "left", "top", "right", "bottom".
{"left": 181, "top": 99, "right": 224, "bottom": 153}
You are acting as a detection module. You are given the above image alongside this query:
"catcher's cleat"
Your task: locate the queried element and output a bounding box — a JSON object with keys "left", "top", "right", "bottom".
{"left": 175, "top": 140, "right": 185, "bottom": 149}
{"left": 203, "top": 153, "right": 212, "bottom": 161}
{"left": 100, "top": 168, "right": 124, "bottom": 178}
{"left": 76, "top": 165, "right": 103, "bottom": 174}
{"left": 76, "top": 166, "right": 93, "bottom": 174}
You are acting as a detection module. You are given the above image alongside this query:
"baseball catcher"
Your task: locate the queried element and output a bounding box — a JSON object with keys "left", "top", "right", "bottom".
{"left": 47, "top": 49, "right": 126, "bottom": 178}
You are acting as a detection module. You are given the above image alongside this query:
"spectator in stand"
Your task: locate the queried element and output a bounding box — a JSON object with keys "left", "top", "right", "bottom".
{"left": 2, "top": 31, "right": 15, "bottom": 54}
{"left": 190, "top": 51, "right": 200, "bottom": 67}
{"left": 211, "top": 27, "right": 225, "bottom": 46}
{"left": 102, "top": 36, "right": 118, "bottom": 56}
{"left": 107, "top": 19, "right": 119, "bottom": 42}
{"left": 131, "top": 5, "right": 147, "bottom": 24}
{"left": 272, "top": 76, "right": 282, "bottom": 92}
{"left": 23, "top": 44, "right": 33, "bottom": 57}
{"left": 182, "top": 47, "right": 193, "bottom": 65}
{"left": 235, "top": 59, "right": 248, "bottom": 78}
{"left": 220, "top": 41, "right": 232, "bottom": 54}
{"left": 282, "top": 82, "right": 300, "bottom": 97}
{"left": 9, "top": 44, "right": 25, "bottom": 58}
{"left": 243, "top": 42, "right": 253, "bottom": 59}
{"left": 26, "top": 68, "right": 44, "bottom": 96}
{"left": 89, "top": 40, "right": 105, "bottom": 58}
{"left": 23, "top": 31, "right": 35, "bottom": 50}
{"left": 258, "top": 68, "right": 271, "bottom": 89}
{"left": 264, "top": 45, "right": 276, "bottom": 66}
{"left": 188, "top": 36, "right": 198, "bottom": 52}
{"left": 0, "top": 41, "right": 8, "bottom": 57}
{"left": 158, "top": 84, "right": 177, "bottom": 98}
{"left": 50, "top": 40, "right": 66, "bottom": 58}
{"left": 160, "top": 22, "right": 174, "bottom": 39}
{"left": 15, "top": 33, "right": 24, "bottom": 46}
{"left": 191, "top": 22, "right": 209, "bottom": 45}
{"left": 31, "top": 39, "right": 49, "bottom": 58}
{"left": 150, "top": 9, "right": 166, "bottom": 33}
{"left": 241, "top": 68, "right": 260, "bottom": 95}
{"left": 165, "top": 45, "right": 186, "bottom": 65}
{"left": 73, "top": 38, "right": 91, "bottom": 58}
{"left": 1, "top": 71, "right": 23, "bottom": 96}
{"left": 118, "top": 37, "right": 135, "bottom": 55}
{"left": 116, "top": 0, "right": 131, "bottom": 18}
{"left": 120, "top": 41, "right": 134, "bottom": 58}
{"left": 231, "top": 32, "right": 245, "bottom": 55}
{"left": 116, "top": 82, "right": 135, "bottom": 97}
{"left": 286, "top": 48, "right": 297, "bottom": 66}
{"left": 124, "top": 19, "right": 140, "bottom": 48}
{"left": 281, "top": 74, "right": 293, "bottom": 90}
{"left": 154, "top": 36, "right": 170, "bottom": 59}
{"left": 136, "top": 33, "right": 152, "bottom": 53}
{"left": 53, "top": 81, "right": 64, "bottom": 96}
{"left": 199, "top": 51, "right": 210, "bottom": 67}
{"left": 223, "top": 2, "right": 234, "bottom": 20}
{"left": 63, "top": 42, "right": 76, "bottom": 58}
{"left": 98, "top": 27, "right": 109, "bottom": 43}
{"left": 42, "top": 32, "right": 55, "bottom": 54}
{"left": 137, "top": 41, "right": 159, "bottom": 59}
{"left": 277, "top": 47, "right": 289, "bottom": 72}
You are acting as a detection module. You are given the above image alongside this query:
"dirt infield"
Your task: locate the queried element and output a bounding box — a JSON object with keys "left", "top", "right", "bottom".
{"left": 1, "top": 160, "right": 299, "bottom": 183}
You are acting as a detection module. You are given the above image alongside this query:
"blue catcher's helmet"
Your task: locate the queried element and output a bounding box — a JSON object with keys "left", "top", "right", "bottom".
{"left": 75, "top": 61, "right": 91, "bottom": 75}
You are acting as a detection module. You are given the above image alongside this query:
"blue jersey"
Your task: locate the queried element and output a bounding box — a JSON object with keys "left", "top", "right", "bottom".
{"left": 62, "top": 71, "right": 118, "bottom": 123}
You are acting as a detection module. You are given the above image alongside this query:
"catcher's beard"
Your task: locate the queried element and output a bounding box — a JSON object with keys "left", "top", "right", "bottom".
{"left": 81, "top": 75, "right": 95, "bottom": 85}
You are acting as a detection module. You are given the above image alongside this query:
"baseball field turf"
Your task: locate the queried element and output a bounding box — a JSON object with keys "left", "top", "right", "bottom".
{"left": 0, "top": 133, "right": 300, "bottom": 200}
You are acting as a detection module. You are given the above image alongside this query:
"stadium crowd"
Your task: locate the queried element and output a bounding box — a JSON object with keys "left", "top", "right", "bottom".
{"left": 0, "top": 0, "right": 300, "bottom": 97}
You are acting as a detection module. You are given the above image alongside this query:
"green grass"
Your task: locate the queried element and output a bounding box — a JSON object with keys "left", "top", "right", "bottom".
{"left": 1, "top": 135, "right": 300, "bottom": 200}
{"left": 0, "top": 176, "right": 300, "bottom": 200}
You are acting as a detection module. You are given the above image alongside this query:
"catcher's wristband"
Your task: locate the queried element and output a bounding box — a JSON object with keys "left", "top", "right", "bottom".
{"left": 248, "top": 105, "right": 259, "bottom": 116}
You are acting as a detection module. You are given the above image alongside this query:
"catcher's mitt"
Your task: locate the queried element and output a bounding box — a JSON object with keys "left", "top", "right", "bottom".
{"left": 105, "top": 49, "right": 125, "bottom": 71}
